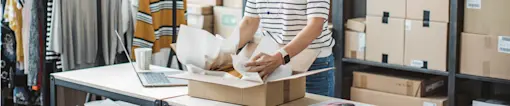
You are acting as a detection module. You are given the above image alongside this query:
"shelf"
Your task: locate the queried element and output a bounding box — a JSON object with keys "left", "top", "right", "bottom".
{"left": 342, "top": 58, "right": 449, "bottom": 76}
{"left": 456, "top": 74, "right": 510, "bottom": 85}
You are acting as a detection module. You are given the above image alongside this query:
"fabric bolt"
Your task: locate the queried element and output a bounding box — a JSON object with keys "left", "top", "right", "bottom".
{"left": 306, "top": 54, "right": 335, "bottom": 97}
{"left": 132, "top": 0, "right": 187, "bottom": 61}
{"left": 244, "top": 0, "right": 333, "bottom": 57}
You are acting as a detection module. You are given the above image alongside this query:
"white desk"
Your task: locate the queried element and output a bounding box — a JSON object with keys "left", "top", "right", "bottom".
{"left": 164, "top": 93, "right": 374, "bottom": 106}
{"left": 50, "top": 63, "right": 187, "bottom": 106}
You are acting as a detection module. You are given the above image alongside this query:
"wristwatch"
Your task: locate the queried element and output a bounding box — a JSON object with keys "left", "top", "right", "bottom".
{"left": 278, "top": 49, "right": 291, "bottom": 65}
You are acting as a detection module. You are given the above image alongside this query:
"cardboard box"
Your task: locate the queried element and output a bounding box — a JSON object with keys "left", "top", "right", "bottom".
{"left": 170, "top": 41, "right": 331, "bottom": 106}
{"left": 351, "top": 87, "right": 448, "bottom": 106}
{"left": 187, "top": 0, "right": 222, "bottom": 6}
{"left": 223, "top": 0, "right": 243, "bottom": 8}
{"left": 187, "top": 14, "right": 213, "bottom": 30}
{"left": 464, "top": 0, "right": 510, "bottom": 35}
{"left": 214, "top": 6, "right": 242, "bottom": 38}
{"left": 353, "top": 71, "right": 445, "bottom": 97}
{"left": 365, "top": 16, "right": 405, "bottom": 65}
{"left": 367, "top": 0, "right": 406, "bottom": 18}
{"left": 187, "top": 4, "right": 213, "bottom": 15}
{"left": 404, "top": 20, "right": 448, "bottom": 71}
{"left": 345, "top": 30, "right": 365, "bottom": 60}
{"left": 345, "top": 18, "right": 366, "bottom": 32}
{"left": 406, "top": 0, "right": 450, "bottom": 22}
{"left": 473, "top": 99, "right": 509, "bottom": 106}
{"left": 460, "top": 33, "right": 510, "bottom": 80}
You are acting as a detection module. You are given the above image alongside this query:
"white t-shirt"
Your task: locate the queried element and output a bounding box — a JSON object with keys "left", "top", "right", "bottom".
{"left": 244, "top": 0, "right": 333, "bottom": 57}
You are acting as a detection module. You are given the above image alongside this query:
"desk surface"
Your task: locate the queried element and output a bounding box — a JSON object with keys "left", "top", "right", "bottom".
{"left": 164, "top": 93, "right": 374, "bottom": 106}
{"left": 51, "top": 63, "right": 188, "bottom": 102}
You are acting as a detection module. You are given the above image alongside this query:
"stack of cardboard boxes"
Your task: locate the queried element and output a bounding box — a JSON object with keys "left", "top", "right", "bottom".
{"left": 344, "top": 18, "right": 366, "bottom": 60}
{"left": 187, "top": 4, "right": 214, "bottom": 33}
{"left": 364, "top": 0, "right": 449, "bottom": 71}
{"left": 186, "top": 0, "right": 243, "bottom": 37}
{"left": 351, "top": 69, "right": 448, "bottom": 106}
{"left": 460, "top": 0, "right": 510, "bottom": 80}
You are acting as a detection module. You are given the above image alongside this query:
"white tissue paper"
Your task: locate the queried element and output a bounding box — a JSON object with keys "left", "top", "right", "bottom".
{"left": 176, "top": 25, "right": 292, "bottom": 83}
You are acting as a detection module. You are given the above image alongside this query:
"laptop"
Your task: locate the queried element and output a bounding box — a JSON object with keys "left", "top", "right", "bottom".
{"left": 115, "top": 31, "right": 188, "bottom": 87}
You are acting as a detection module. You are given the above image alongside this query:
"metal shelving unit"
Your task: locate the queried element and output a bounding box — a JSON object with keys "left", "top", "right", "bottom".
{"left": 342, "top": 58, "right": 449, "bottom": 76}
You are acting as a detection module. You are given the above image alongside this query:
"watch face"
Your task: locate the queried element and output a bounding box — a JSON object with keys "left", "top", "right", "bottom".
{"left": 284, "top": 55, "right": 291, "bottom": 64}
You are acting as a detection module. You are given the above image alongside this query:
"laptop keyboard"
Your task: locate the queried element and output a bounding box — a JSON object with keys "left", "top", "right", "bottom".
{"left": 142, "top": 73, "right": 171, "bottom": 84}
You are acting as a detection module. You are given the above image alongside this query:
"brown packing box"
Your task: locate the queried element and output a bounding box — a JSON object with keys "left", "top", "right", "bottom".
{"left": 365, "top": 16, "right": 405, "bottom": 65}
{"left": 344, "top": 30, "right": 365, "bottom": 60}
{"left": 404, "top": 19, "right": 448, "bottom": 71}
{"left": 223, "top": 0, "right": 244, "bottom": 8}
{"left": 170, "top": 42, "right": 331, "bottom": 106}
{"left": 351, "top": 87, "right": 448, "bottom": 106}
{"left": 464, "top": 0, "right": 510, "bottom": 35}
{"left": 187, "top": 4, "right": 213, "bottom": 15}
{"left": 214, "top": 6, "right": 243, "bottom": 38}
{"left": 367, "top": 0, "right": 406, "bottom": 18}
{"left": 187, "top": 14, "right": 213, "bottom": 29}
{"left": 187, "top": 0, "right": 222, "bottom": 6}
{"left": 406, "top": 0, "right": 450, "bottom": 22}
{"left": 345, "top": 18, "right": 366, "bottom": 32}
{"left": 353, "top": 71, "right": 445, "bottom": 97}
{"left": 460, "top": 33, "right": 510, "bottom": 80}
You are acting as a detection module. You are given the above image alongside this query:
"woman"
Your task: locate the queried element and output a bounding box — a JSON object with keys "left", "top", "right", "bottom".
{"left": 217, "top": 0, "right": 335, "bottom": 97}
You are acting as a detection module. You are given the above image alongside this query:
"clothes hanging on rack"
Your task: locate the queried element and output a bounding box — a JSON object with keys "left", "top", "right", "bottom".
{"left": 3, "top": 0, "right": 23, "bottom": 62}
{"left": 100, "top": 0, "right": 134, "bottom": 65}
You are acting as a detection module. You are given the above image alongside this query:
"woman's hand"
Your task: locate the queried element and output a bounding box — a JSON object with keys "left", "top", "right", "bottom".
{"left": 245, "top": 52, "right": 283, "bottom": 80}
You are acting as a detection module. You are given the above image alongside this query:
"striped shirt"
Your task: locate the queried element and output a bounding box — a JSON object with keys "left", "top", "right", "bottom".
{"left": 244, "top": 0, "right": 334, "bottom": 57}
{"left": 133, "top": 0, "right": 187, "bottom": 59}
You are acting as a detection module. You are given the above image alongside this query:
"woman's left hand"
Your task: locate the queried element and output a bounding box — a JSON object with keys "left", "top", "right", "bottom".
{"left": 245, "top": 52, "right": 284, "bottom": 80}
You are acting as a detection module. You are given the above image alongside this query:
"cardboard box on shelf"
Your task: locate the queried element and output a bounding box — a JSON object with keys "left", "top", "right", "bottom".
{"left": 406, "top": 0, "right": 450, "bottom": 22}
{"left": 404, "top": 19, "right": 448, "bottom": 71}
{"left": 214, "top": 6, "right": 242, "bottom": 38}
{"left": 353, "top": 71, "right": 445, "bottom": 97}
{"left": 345, "top": 18, "right": 366, "bottom": 32}
{"left": 187, "top": 4, "right": 213, "bottom": 15}
{"left": 188, "top": 0, "right": 222, "bottom": 6}
{"left": 464, "top": 0, "right": 510, "bottom": 35}
{"left": 460, "top": 33, "right": 510, "bottom": 80}
{"left": 365, "top": 16, "right": 405, "bottom": 65}
{"left": 351, "top": 87, "right": 448, "bottom": 106}
{"left": 367, "top": 0, "right": 406, "bottom": 18}
{"left": 223, "top": 0, "right": 244, "bottom": 8}
{"left": 345, "top": 30, "right": 365, "bottom": 60}
{"left": 187, "top": 14, "right": 213, "bottom": 30}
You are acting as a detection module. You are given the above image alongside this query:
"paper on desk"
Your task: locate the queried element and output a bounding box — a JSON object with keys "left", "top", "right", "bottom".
{"left": 231, "top": 36, "right": 292, "bottom": 83}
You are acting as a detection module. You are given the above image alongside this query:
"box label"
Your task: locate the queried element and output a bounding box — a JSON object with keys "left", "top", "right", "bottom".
{"left": 467, "top": 0, "right": 481, "bottom": 9}
{"left": 498, "top": 36, "right": 510, "bottom": 54}
{"left": 222, "top": 15, "right": 238, "bottom": 26}
{"left": 358, "top": 33, "right": 366, "bottom": 52}
{"left": 410, "top": 60, "right": 424, "bottom": 67}
{"left": 423, "top": 102, "right": 437, "bottom": 106}
{"left": 405, "top": 20, "right": 412, "bottom": 31}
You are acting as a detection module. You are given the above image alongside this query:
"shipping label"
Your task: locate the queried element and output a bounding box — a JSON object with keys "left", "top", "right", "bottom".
{"left": 498, "top": 36, "right": 510, "bottom": 54}
{"left": 410, "top": 60, "right": 424, "bottom": 68}
{"left": 358, "top": 33, "right": 366, "bottom": 52}
{"left": 405, "top": 20, "right": 412, "bottom": 31}
{"left": 467, "top": 0, "right": 481, "bottom": 9}
{"left": 423, "top": 102, "right": 437, "bottom": 106}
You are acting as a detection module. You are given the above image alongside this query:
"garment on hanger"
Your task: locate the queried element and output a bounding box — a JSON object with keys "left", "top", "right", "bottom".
{"left": 132, "top": 0, "right": 187, "bottom": 62}
{"left": 27, "top": 0, "right": 40, "bottom": 86}
{"left": 100, "top": 0, "right": 134, "bottom": 65}
{"left": 1, "top": 24, "right": 15, "bottom": 89}
{"left": 3, "top": 0, "right": 23, "bottom": 62}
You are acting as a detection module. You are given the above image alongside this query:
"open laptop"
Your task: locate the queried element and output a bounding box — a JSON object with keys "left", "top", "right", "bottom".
{"left": 115, "top": 31, "right": 187, "bottom": 87}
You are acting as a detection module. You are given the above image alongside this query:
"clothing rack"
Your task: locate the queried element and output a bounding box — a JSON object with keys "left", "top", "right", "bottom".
{"left": 41, "top": 0, "right": 180, "bottom": 106}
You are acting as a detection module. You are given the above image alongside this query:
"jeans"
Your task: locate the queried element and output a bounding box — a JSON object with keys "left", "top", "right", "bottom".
{"left": 306, "top": 54, "right": 335, "bottom": 97}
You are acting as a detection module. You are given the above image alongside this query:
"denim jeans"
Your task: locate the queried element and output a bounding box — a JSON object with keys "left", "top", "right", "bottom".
{"left": 306, "top": 54, "right": 335, "bottom": 97}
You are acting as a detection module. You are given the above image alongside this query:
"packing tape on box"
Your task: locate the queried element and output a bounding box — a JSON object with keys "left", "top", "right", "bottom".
{"left": 283, "top": 80, "right": 290, "bottom": 102}
{"left": 382, "top": 54, "right": 388, "bottom": 63}
{"left": 407, "top": 81, "right": 414, "bottom": 96}
{"left": 360, "top": 75, "right": 367, "bottom": 88}
{"left": 382, "top": 12, "right": 389, "bottom": 24}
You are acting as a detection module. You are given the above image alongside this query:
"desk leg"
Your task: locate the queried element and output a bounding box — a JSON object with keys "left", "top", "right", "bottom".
{"left": 50, "top": 76, "right": 56, "bottom": 106}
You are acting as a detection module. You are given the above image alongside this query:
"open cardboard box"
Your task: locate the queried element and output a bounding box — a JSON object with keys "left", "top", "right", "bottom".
{"left": 170, "top": 26, "right": 332, "bottom": 106}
